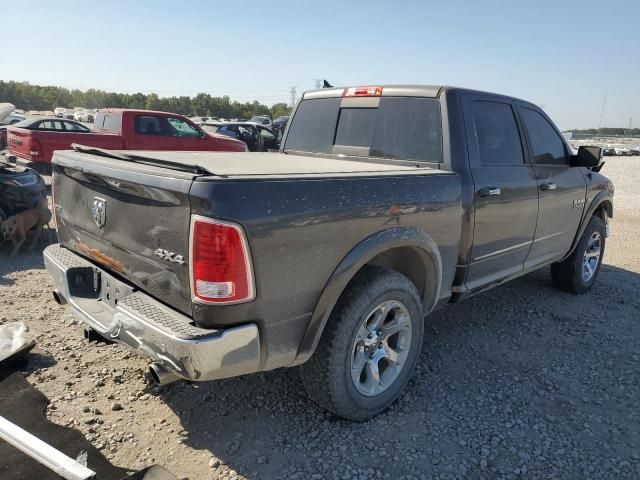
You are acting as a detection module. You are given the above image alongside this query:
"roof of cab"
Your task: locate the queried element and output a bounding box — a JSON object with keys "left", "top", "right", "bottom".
{"left": 303, "top": 85, "right": 445, "bottom": 100}
{"left": 96, "top": 108, "right": 189, "bottom": 117}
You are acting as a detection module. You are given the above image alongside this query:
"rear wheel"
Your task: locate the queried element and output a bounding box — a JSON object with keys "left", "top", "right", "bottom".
{"left": 300, "top": 266, "right": 424, "bottom": 421}
{"left": 551, "top": 215, "right": 606, "bottom": 294}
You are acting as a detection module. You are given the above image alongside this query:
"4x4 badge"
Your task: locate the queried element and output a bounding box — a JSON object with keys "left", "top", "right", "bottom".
{"left": 92, "top": 197, "right": 106, "bottom": 228}
{"left": 154, "top": 248, "right": 185, "bottom": 265}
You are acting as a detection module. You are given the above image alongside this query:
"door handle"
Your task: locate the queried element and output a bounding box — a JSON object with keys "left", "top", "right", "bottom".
{"left": 540, "top": 182, "right": 557, "bottom": 191}
{"left": 478, "top": 187, "right": 501, "bottom": 197}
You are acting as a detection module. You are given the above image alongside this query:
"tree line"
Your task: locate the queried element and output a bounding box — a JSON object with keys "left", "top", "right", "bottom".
{"left": 0, "top": 80, "right": 291, "bottom": 119}
{"left": 570, "top": 127, "right": 640, "bottom": 136}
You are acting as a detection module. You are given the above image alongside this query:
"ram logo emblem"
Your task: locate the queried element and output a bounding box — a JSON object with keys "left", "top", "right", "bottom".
{"left": 91, "top": 197, "right": 106, "bottom": 229}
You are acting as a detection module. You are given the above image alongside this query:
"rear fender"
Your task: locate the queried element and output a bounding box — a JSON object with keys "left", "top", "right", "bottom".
{"left": 292, "top": 227, "right": 442, "bottom": 365}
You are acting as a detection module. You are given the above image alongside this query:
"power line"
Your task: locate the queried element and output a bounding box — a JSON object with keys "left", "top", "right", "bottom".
{"left": 597, "top": 89, "right": 607, "bottom": 139}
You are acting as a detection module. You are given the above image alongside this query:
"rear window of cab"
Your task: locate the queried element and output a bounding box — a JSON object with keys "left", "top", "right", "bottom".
{"left": 284, "top": 97, "right": 443, "bottom": 163}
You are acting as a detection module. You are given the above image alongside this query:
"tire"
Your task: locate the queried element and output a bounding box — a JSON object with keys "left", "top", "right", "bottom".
{"left": 551, "top": 215, "right": 606, "bottom": 294}
{"left": 299, "top": 266, "right": 424, "bottom": 421}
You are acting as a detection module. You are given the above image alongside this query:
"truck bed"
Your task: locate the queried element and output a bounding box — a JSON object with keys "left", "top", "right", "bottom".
{"left": 52, "top": 148, "right": 461, "bottom": 368}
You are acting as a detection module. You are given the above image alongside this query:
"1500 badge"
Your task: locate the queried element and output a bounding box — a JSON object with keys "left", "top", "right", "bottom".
{"left": 154, "top": 248, "right": 185, "bottom": 265}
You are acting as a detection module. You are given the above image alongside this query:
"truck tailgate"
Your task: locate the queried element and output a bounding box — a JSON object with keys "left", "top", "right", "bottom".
{"left": 52, "top": 150, "right": 197, "bottom": 316}
{"left": 8, "top": 128, "right": 124, "bottom": 164}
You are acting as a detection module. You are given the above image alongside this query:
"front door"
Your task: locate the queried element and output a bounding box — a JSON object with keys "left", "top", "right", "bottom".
{"left": 129, "top": 114, "right": 179, "bottom": 150}
{"left": 462, "top": 95, "right": 539, "bottom": 290}
{"left": 517, "top": 105, "right": 587, "bottom": 267}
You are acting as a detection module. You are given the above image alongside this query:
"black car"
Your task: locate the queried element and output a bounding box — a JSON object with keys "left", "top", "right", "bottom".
{"left": 0, "top": 161, "right": 47, "bottom": 222}
{"left": 271, "top": 116, "right": 289, "bottom": 135}
{"left": 202, "top": 122, "right": 279, "bottom": 151}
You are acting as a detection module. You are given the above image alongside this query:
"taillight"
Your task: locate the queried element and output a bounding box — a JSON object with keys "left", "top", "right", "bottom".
{"left": 343, "top": 86, "right": 383, "bottom": 97}
{"left": 29, "top": 139, "right": 42, "bottom": 157}
{"left": 190, "top": 216, "right": 254, "bottom": 304}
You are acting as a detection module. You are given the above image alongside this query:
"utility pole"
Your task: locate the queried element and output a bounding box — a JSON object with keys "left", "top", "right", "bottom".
{"left": 289, "top": 86, "right": 297, "bottom": 110}
{"left": 314, "top": 79, "right": 323, "bottom": 89}
{"left": 597, "top": 89, "right": 607, "bottom": 140}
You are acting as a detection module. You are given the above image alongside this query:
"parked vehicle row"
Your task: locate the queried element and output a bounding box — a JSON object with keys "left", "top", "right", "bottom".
{"left": 44, "top": 84, "right": 613, "bottom": 421}
{"left": 6, "top": 108, "right": 247, "bottom": 172}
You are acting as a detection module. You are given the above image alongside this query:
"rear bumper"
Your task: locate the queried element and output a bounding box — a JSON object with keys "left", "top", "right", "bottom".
{"left": 43, "top": 244, "right": 261, "bottom": 382}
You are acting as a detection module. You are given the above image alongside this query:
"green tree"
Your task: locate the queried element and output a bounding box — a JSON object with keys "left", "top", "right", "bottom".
{"left": 0, "top": 80, "right": 279, "bottom": 119}
{"left": 270, "top": 103, "right": 291, "bottom": 119}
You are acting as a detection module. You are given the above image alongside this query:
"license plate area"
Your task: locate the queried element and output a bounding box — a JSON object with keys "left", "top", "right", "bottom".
{"left": 99, "top": 269, "right": 135, "bottom": 309}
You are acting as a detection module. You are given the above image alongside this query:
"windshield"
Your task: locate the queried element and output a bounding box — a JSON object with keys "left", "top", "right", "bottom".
{"left": 284, "top": 97, "right": 443, "bottom": 162}
{"left": 249, "top": 116, "right": 268, "bottom": 124}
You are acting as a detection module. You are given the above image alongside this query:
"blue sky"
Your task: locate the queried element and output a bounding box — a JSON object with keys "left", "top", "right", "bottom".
{"left": 2, "top": 0, "right": 638, "bottom": 129}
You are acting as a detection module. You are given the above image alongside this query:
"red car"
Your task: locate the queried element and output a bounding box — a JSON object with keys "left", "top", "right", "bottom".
{"left": 7, "top": 109, "right": 247, "bottom": 172}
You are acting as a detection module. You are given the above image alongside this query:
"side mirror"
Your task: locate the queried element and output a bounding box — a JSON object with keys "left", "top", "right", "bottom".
{"left": 571, "top": 146, "right": 603, "bottom": 170}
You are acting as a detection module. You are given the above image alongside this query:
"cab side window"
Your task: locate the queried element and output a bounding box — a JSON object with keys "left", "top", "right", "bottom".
{"left": 471, "top": 101, "right": 524, "bottom": 165}
{"left": 167, "top": 118, "right": 201, "bottom": 138}
{"left": 135, "top": 115, "right": 163, "bottom": 135}
{"left": 520, "top": 108, "right": 567, "bottom": 165}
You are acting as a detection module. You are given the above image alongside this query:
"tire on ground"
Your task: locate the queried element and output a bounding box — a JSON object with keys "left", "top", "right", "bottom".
{"left": 551, "top": 214, "right": 606, "bottom": 294}
{"left": 299, "top": 265, "right": 424, "bottom": 421}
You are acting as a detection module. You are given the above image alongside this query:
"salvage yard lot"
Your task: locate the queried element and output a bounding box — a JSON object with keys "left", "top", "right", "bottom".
{"left": 1, "top": 158, "right": 639, "bottom": 479}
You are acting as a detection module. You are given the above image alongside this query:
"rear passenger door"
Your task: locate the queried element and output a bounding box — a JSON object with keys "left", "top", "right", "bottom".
{"left": 462, "top": 95, "right": 539, "bottom": 290}
{"left": 517, "top": 105, "right": 587, "bottom": 267}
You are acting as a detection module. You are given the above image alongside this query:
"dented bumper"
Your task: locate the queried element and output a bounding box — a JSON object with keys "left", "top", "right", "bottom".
{"left": 44, "top": 244, "right": 261, "bottom": 382}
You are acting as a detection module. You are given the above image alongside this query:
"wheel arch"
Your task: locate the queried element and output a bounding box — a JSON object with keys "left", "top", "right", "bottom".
{"left": 292, "top": 227, "right": 443, "bottom": 366}
{"left": 562, "top": 191, "right": 613, "bottom": 261}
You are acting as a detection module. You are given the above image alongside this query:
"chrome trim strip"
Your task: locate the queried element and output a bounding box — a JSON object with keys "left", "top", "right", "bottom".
{"left": 533, "top": 230, "right": 573, "bottom": 243}
{"left": 473, "top": 240, "right": 533, "bottom": 262}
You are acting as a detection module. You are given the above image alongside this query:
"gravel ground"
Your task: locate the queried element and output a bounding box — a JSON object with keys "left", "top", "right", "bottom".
{"left": 1, "top": 157, "right": 639, "bottom": 480}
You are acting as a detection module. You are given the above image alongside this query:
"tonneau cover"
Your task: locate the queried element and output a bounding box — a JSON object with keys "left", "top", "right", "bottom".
{"left": 55, "top": 149, "right": 446, "bottom": 178}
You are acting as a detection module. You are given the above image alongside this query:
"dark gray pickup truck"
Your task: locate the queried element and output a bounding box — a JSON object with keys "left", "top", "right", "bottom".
{"left": 45, "top": 85, "right": 613, "bottom": 420}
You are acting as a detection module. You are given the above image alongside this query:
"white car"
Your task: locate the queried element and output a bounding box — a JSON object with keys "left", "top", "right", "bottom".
{"left": 54, "top": 107, "right": 66, "bottom": 118}
{"left": 0, "top": 103, "right": 25, "bottom": 125}
{"left": 74, "top": 109, "right": 87, "bottom": 122}
{"left": 80, "top": 109, "right": 96, "bottom": 122}
{"left": 64, "top": 109, "right": 75, "bottom": 120}
{"left": 247, "top": 115, "right": 272, "bottom": 128}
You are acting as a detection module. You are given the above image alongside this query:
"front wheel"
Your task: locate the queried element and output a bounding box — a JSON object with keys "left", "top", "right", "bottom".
{"left": 551, "top": 215, "right": 606, "bottom": 294}
{"left": 299, "top": 266, "right": 424, "bottom": 421}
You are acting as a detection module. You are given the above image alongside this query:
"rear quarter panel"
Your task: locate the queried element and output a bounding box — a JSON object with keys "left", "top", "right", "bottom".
{"left": 189, "top": 172, "right": 462, "bottom": 369}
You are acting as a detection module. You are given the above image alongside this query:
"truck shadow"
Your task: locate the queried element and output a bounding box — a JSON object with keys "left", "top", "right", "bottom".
{"left": 154, "top": 263, "right": 640, "bottom": 479}
{"left": 0, "top": 248, "right": 48, "bottom": 286}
